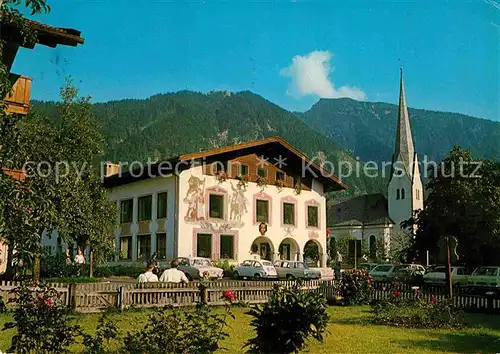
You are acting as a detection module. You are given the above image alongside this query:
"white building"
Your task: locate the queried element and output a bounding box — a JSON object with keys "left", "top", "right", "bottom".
{"left": 104, "top": 137, "right": 347, "bottom": 267}
{"left": 328, "top": 70, "right": 424, "bottom": 260}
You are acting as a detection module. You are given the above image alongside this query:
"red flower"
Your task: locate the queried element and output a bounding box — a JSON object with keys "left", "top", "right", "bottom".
{"left": 431, "top": 296, "right": 438, "bottom": 304}
{"left": 27, "top": 207, "right": 33, "bottom": 214}
{"left": 394, "top": 290, "right": 401, "bottom": 297}
{"left": 223, "top": 289, "right": 236, "bottom": 303}
{"left": 44, "top": 299, "right": 55, "bottom": 308}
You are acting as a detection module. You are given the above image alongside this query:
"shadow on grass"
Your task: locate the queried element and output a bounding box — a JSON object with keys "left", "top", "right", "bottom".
{"left": 397, "top": 332, "right": 500, "bottom": 353}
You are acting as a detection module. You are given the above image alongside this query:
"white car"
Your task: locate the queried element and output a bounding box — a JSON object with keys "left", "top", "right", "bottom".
{"left": 423, "top": 266, "right": 470, "bottom": 286}
{"left": 233, "top": 260, "right": 278, "bottom": 280}
{"left": 176, "top": 257, "right": 224, "bottom": 280}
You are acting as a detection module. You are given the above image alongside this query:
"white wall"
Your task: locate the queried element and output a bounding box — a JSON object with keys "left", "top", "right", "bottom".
{"left": 107, "top": 175, "right": 176, "bottom": 264}
{"left": 178, "top": 166, "right": 328, "bottom": 266}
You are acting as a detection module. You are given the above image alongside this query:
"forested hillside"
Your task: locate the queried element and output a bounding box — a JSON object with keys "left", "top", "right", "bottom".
{"left": 299, "top": 98, "right": 500, "bottom": 164}
{"left": 32, "top": 91, "right": 385, "bottom": 197}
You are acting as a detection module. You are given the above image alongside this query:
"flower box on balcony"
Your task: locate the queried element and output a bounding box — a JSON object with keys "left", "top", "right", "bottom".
{"left": 4, "top": 74, "right": 32, "bottom": 115}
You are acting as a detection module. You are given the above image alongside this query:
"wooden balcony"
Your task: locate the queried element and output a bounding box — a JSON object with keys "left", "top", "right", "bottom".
{"left": 4, "top": 74, "right": 32, "bottom": 115}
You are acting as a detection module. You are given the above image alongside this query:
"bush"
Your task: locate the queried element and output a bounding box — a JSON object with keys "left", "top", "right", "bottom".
{"left": 122, "top": 290, "right": 235, "bottom": 354}
{"left": 245, "top": 282, "right": 330, "bottom": 354}
{"left": 339, "top": 268, "right": 373, "bottom": 305}
{"left": 95, "top": 265, "right": 144, "bottom": 278}
{"left": 3, "top": 280, "right": 81, "bottom": 354}
{"left": 213, "top": 259, "right": 235, "bottom": 278}
{"left": 372, "top": 289, "right": 464, "bottom": 329}
{"left": 82, "top": 315, "right": 120, "bottom": 354}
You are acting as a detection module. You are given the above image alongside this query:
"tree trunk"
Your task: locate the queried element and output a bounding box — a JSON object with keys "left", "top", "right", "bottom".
{"left": 89, "top": 248, "right": 93, "bottom": 278}
{"left": 2, "top": 244, "right": 15, "bottom": 280}
{"left": 32, "top": 234, "right": 43, "bottom": 281}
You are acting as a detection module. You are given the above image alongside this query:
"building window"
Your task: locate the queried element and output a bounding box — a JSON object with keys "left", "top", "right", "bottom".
{"left": 396, "top": 189, "right": 400, "bottom": 200}
{"left": 257, "top": 168, "right": 267, "bottom": 177}
{"left": 209, "top": 194, "right": 224, "bottom": 219}
{"left": 256, "top": 199, "right": 269, "bottom": 223}
{"left": 220, "top": 235, "right": 234, "bottom": 259}
{"left": 307, "top": 205, "right": 319, "bottom": 227}
{"left": 137, "top": 234, "right": 151, "bottom": 260}
{"left": 283, "top": 203, "right": 295, "bottom": 225}
{"left": 276, "top": 171, "right": 285, "bottom": 182}
{"left": 119, "top": 236, "right": 132, "bottom": 260}
{"left": 401, "top": 188, "right": 405, "bottom": 200}
{"left": 120, "top": 199, "right": 133, "bottom": 223}
{"left": 416, "top": 189, "right": 420, "bottom": 200}
{"left": 157, "top": 192, "right": 168, "bottom": 219}
{"left": 156, "top": 233, "right": 167, "bottom": 259}
{"left": 138, "top": 195, "right": 152, "bottom": 221}
{"left": 239, "top": 164, "right": 249, "bottom": 176}
{"left": 197, "top": 233, "right": 212, "bottom": 258}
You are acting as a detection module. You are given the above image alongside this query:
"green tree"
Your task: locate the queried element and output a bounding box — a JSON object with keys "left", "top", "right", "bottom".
{"left": 404, "top": 146, "right": 500, "bottom": 267}
{"left": 1, "top": 81, "right": 118, "bottom": 279}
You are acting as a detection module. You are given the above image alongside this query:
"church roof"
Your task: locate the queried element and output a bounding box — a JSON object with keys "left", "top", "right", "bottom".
{"left": 328, "top": 193, "right": 394, "bottom": 227}
{"left": 391, "top": 69, "right": 416, "bottom": 180}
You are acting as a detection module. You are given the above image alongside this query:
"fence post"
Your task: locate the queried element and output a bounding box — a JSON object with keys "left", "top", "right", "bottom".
{"left": 68, "top": 283, "right": 77, "bottom": 311}
{"left": 118, "top": 286, "right": 124, "bottom": 311}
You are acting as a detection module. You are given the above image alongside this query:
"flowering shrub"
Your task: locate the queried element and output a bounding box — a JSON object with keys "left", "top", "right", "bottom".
{"left": 216, "top": 171, "right": 227, "bottom": 183}
{"left": 237, "top": 174, "right": 249, "bottom": 187}
{"left": 275, "top": 178, "right": 285, "bottom": 190}
{"left": 339, "top": 268, "right": 373, "bottom": 306}
{"left": 3, "top": 281, "right": 81, "bottom": 354}
{"left": 256, "top": 176, "right": 267, "bottom": 188}
{"left": 245, "top": 282, "right": 329, "bottom": 354}
{"left": 123, "top": 294, "right": 234, "bottom": 354}
{"left": 371, "top": 286, "right": 464, "bottom": 329}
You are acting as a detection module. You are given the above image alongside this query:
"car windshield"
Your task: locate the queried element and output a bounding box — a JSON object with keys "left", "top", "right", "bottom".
{"left": 262, "top": 261, "right": 273, "bottom": 266}
{"left": 178, "top": 258, "right": 189, "bottom": 266}
{"left": 473, "top": 267, "right": 498, "bottom": 276}
{"left": 193, "top": 259, "right": 211, "bottom": 267}
{"left": 372, "top": 265, "right": 392, "bottom": 272}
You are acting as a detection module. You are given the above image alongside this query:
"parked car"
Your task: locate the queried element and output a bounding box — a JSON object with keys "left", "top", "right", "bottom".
{"left": 273, "top": 260, "right": 321, "bottom": 280}
{"left": 468, "top": 266, "right": 500, "bottom": 288}
{"left": 369, "top": 264, "right": 424, "bottom": 281}
{"left": 423, "top": 265, "right": 471, "bottom": 286}
{"left": 233, "top": 260, "right": 278, "bottom": 280}
{"left": 359, "top": 263, "right": 379, "bottom": 272}
{"left": 176, "top": 257, "right": 224, "bottom": 281}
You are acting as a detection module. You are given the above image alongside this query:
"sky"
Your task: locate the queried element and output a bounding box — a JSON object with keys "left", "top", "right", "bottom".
{"left": 12, "top": 0, "right": 500, "bottom": 121}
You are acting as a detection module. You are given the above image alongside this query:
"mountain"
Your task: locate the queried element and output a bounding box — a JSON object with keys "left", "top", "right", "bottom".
{"left": 31, "top": 91, "right": 385, "bottom": 197}
{"left": 299, "top": 98, "right": 500, "bottom": 165}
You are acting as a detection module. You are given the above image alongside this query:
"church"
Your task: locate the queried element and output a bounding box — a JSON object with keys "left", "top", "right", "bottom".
{"left": 328, "top": 70, "right": 424, "bottom": 261}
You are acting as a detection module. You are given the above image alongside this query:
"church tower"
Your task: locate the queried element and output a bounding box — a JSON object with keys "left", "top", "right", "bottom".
{"left": 388, "top": 69, "right": 424, "bottom": 232}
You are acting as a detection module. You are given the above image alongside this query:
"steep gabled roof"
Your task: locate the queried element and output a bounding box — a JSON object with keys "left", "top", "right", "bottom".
{"left": 103, "top": 136, "right": 348, "bottom": 192}
{"left": 328, "top": 193, "right": 394, "bottom": 227}
{"left": 390, "top": 69, "right": 416, "bottom": 182}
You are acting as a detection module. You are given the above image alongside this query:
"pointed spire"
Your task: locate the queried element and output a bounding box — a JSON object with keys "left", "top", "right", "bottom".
{"left": 393, "top": 68, "right": 415, "bottom": 178}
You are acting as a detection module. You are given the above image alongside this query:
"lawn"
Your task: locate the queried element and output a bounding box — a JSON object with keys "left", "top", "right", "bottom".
{"left": 0, "top": 306, "right": 498, "bottom": 353}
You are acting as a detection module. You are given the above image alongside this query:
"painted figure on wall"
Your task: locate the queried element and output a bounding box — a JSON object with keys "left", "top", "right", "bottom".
{"left": 259, "top": 222, "right": 267, "bottom": 236}
{"left": 184, "top": 175, "right": 206, "bottom": 221}
{"left": 229, "top": 181, "right": 247, "bottom": 227}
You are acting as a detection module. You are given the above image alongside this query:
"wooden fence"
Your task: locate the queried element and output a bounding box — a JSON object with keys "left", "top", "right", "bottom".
{"left": 0, "top": 280, "right": 70, "bottom": 307}
{"left": 1, "top": 280, "right": 499, "bottom": 314}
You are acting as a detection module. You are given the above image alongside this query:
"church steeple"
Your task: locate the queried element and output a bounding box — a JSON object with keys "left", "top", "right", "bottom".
{"left": 393, "top": 68, "right": 415, "bottom": 178}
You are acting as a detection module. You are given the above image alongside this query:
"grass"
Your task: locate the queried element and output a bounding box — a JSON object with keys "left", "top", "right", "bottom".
{"left": 0, "top": 306, "right": 498, "bottom": 353}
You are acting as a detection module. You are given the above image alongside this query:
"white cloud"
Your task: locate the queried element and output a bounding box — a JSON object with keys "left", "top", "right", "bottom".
{"left": 280, "top": 50, "right": 367, "bottom": 101}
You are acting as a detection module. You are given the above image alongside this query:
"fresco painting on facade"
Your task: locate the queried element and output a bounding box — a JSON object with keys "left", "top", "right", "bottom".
{"left": 184, "top": 175, "right": 205, "bottom": 222}
{"left": 308, "top": 230, "right": 319, "bottom": 239}
{"left": 229, "top": 181, "right": 248, "bottom": 227}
